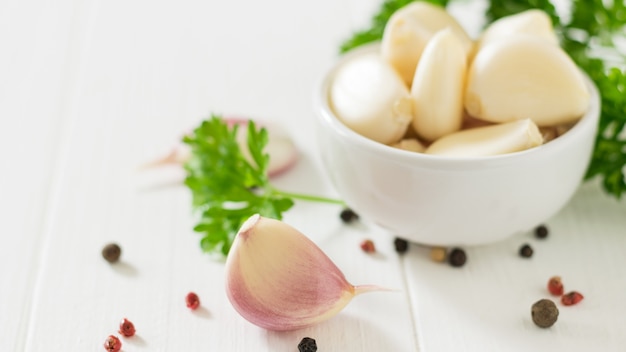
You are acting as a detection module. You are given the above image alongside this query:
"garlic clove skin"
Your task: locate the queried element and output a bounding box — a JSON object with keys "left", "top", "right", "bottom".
{"left": 225, "top": 214, "right": 383, "bottom": 331}
{"left": 465, "top": 36, "right": 590, "bottom": 126}
{"left": 410, "top": 28, "right": 466, "bottom": 142}
{"left": 425, "top": 118, "right": 543, "bottom": 157}
{"left": 139, "top": 118, "right": 298, "bottom": 177}
{"left": 381, "top": 2, "right": 473, "bottom": 86}
{"left": 330, "top": 52, "right": 412, "bottom": 145}
{"left": 476, "top": 9, "right": 559, "bottom": 54}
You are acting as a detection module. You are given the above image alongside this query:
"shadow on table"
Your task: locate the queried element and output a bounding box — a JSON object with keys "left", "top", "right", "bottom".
{"left": 111, "top": 260, "right": 138, "bottom": 277}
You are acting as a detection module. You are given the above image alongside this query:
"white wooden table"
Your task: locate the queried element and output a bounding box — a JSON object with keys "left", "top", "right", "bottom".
{"left": 2, "top": 1, "right": 625, "bottom": 351}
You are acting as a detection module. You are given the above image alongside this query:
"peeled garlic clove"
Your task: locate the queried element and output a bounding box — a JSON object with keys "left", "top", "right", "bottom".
{"left": 425, "top": 118, "right": 543, "bottom": 157}
{"left": 225, "top": 214, "right": 384, "bottom": 331}
{"left": 465, "top": 36, "right": 590, "bottom": 126}
{"left": 330, "top": 52, "right": 412, "bottom": 144}
{"left": 476, "top": 9, "right": 559, "bottom": 53}
{"left": 410, "top": 28, "right": 466, "bottom": 142}
{"left": 381, "top": 2, "right": 473, "bottom": 85}
{"left": 390, "top": 138, "right": 426, "bottom": 153}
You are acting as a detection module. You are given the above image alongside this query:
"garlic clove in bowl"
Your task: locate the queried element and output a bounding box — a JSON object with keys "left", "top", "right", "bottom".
{"left": 329, "top": 51, "right": 412, "bottom": 145}
{"left": 474, "top": 9, "right": 559, "bottom": 55}
{"left": 410, "top": 28, "right": 467, "bottom": 142}
{"left": 465, "top": 36, "right": 590, "bottom": 126}
{"left": 381, "top": 1, "right": 473, "bottom": 86}
{"left": 425, "top": 118, "right": 543, "bottom": 157}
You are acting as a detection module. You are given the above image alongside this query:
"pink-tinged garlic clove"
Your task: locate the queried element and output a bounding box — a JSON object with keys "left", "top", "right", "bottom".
{"left": 425, "top": 118, "right": 543, "bottom": 157}
{"left": 225, "top": 214, "right": 385, "bottom": 331}
{"left": 232, "top": 120, "right": 299, "bottom": 177}
{"left": 140, "top": 118, "right": 298, "bottom": 178}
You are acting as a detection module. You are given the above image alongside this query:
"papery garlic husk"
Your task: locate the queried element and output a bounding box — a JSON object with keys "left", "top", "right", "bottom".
{"left": 330, "top": 52, "right": 412, "bottom": 144}
{"left": 474, "top": 9, "right": 559, "bottom": 56}
{"left": 539, "top": 127, "right": 558, "bottom": 143}
{"left": 425, "top": 118, "right": 543, "bottom": 157}
{"left": 465, "top": 36, "right": 590, "bottom": 126}
{"left": 225, "top": 214, "right": 385, "bottom": 331}
{"left": 410, "top": 28, "right": 466, "bottom": 142}
{"left": 390, "top": 138, "right": 426, "bottom": 153}
{"left": 461, "top": 111, "right": 493, "bottom": 130}
{"left": 381, "top": 2, "right": 473, "bottom": 86}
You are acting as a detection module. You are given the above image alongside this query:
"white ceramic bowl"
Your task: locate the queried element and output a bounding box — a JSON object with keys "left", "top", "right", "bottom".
{"left": 316, "top": 43, "right": 600, "bottom": 246}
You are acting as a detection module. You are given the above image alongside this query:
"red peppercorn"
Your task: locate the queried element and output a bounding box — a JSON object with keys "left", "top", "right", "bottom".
{"left": 547, "top": 276, "right": 564, "bottom": 296}
{"left": 561, "top": 291, "right": 584, "bottom": 306}
{"left": 360, "top": 239, "right": 376, "bottom": 253}
{"left": 186, "top": 292, "right": 200, "bottom": 310}
{"left": 118, "top": 318, "right": 136, "bottom": 337}
{"left": 103, "top": 335, "right": 121, "bottom": 352}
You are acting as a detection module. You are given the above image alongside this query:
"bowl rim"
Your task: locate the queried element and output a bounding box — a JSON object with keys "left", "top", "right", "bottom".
{"left": 316, "top": 42, "right": 601, "bottom": 169}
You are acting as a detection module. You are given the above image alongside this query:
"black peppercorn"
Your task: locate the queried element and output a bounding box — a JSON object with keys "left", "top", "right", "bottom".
{"left": 339, "top": 208, "right": 359, "bottom": 223}
{"left": 102, "top": 243, "right": 121, "bottom": 263}
{"left": 534, "top": 224, "right": 549, "bottom": 239}
{"left": 531, "top": 299, "right": 559, "bottom": 328}
{"left": 393, "top": 237, "right": 409, "bottom": 254}
{"left": 448, "top": 248, "right": 466, "bottom": 267}
{"left": 519, "top": 243, "right": 534, "bottom": 258}
{"left": 298, "top": 337, "right": 317, "bottom": 352}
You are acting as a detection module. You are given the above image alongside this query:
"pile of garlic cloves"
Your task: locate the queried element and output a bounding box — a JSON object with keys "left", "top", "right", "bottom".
{"left": 329, "top": 5, "right": 590, "bottom": 157}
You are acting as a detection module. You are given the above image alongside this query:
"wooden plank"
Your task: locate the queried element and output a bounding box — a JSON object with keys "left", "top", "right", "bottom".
{"left": 404, "top": 181, "right": 626, "bottom": 351}
{"left": 0, "top": 0, "right": 87, "bottom": 349}
{"left": 21, "top": 0, "right": 415, "bottom": 350}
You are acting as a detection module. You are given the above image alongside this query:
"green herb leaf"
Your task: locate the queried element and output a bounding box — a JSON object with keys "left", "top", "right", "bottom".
{"left": 183, "top": 115, "right": 343, "bottom": 256}
{"left": 339, "top": 0, "right": 450, "bottom": 53}
{"left": 340, "top": 0, "right": 626, "bottom": 198}
{"left": 484, "top": 0, "right": 560, "bottom": 26}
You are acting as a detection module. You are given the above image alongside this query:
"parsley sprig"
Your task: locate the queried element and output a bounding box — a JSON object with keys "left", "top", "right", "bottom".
{"left": 341, "top": 0, "right": 626, "bottom": 198}
{"left": 183, "top": 115, "right": 344, "bottom": 256}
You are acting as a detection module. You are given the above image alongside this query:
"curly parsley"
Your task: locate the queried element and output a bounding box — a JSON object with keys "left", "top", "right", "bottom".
{"left": 183, "top": 116, "right": 343, "bottom": 256}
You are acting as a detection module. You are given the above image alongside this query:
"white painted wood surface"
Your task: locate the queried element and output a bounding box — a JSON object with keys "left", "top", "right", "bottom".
{"left": 2, "top": 0, "right": 625, "bottom": 351}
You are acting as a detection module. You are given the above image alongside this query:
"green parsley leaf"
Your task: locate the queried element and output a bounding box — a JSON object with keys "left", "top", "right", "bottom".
{"left": 183, "top": 115, "right": 343, "bottom": 256}
{"left": 484, "top": 0, "right": 560, "bottom": 27}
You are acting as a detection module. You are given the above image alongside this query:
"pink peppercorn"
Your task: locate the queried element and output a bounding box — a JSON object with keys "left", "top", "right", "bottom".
{"left": 186, "top": 292, "right": 200, "bottom": 310}
{"left": 561, "top": 291, "right": 584, "bottom": 306}
{"left": 547, "top": 276, "right": 564, "bottom": 296}
{"left": 118, "top": 318, "right": 136, "bottom": 337}
{"left": 103, "top": 335, "right": 121, "bottom": 352}
{"left": 360, "top": 239, "right": 376, "bottom": 253}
